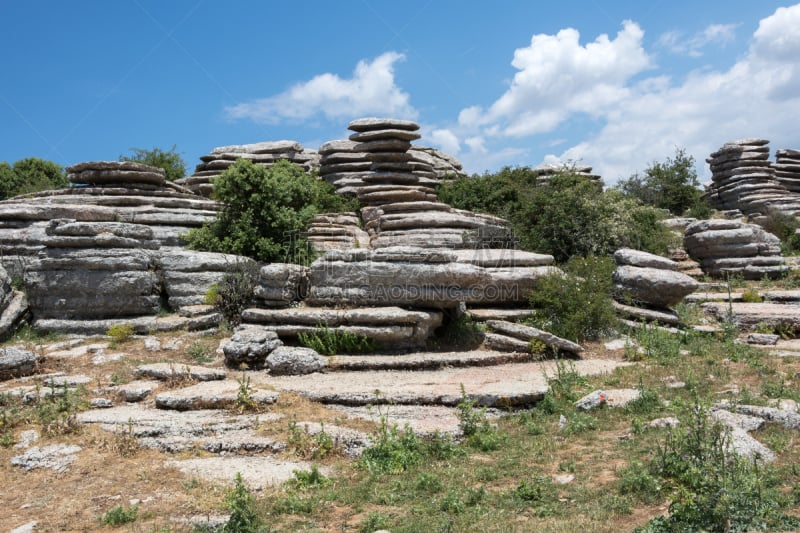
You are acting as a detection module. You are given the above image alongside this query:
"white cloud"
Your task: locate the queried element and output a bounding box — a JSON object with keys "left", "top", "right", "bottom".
{"left": 428, "top": 129, "right": 461, "bottom": 154}
{"left": 225, "top": 52, "right": 417, "bottom": 124}
{"left": 658, "top": 23, "right": 737, "bottom": 57}
{"left": 438, "top": 4, "right": 800, "bottom": 183}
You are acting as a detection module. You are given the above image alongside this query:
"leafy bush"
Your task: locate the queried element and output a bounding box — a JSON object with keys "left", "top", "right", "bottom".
{"left": 100, "top": 504, "right": 138, "bottom": 526}
{"left": 0, "top": 157, "right": 67, "bottom": 200}
{"left": 222, "top": 473, "right": 263, "bottom": 532}
{"left": 617, "top": 147, "right": 708, "bottom": 216}
{"left": 290, "top": 465, "right": 330, "bottom": 489}
{"left": 360, "top": 417, "right": 423, "bottom": 475}
{"left": 763, "top": 209, "right": 800, "bottom": 255}
{"left": 298, "top": 325, "right": 377, "bottom": 355}
{"left": 119, "top": 145, "right": 186, "bottom": 182}
{"left": 741, "top": 288, "right": 763, "bottom": 303}
{"left": 185, "top": 159, "right": 358, "bottom": 263}
{"left": 106, "top": 323, "right": 135, "bottom": 344}
{"left": 210, "top": 261, "right": 258, "bottom": 327}
{"left": 438, "top": 168, "right": 675, "bottom": 262}
{"left": 528, "top": 256, "right": 618, "bottom": 342}
{"left": 637, "top": 403, "right": 800, "bottom": 532}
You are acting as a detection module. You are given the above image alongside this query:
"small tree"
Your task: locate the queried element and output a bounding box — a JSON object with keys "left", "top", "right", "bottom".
{"left": 617, "top": 147, "right": 707, "bottom": 216}
{"left": 185, "top": 159, "right": 357, "bottom": 263}
{"left": 0, "top": 157, "right": 67, "bottom": 200}
{"left": 119, "top": 145, "right": 186, "bottom": 182}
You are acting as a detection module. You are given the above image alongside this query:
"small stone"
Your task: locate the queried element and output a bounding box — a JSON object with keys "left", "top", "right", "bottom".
{"left": 266, "top": 346, "right": 326, "bottom": 376}
{"left": 90, "top": 398, "right": 113, "bottom": 408}
{"left": 575, "top": 389, "right": 641, "bottom": 411}
{"left": 746, "top": 333, "right": 780, "bottom": 345}
{"left": 553, "top": 473, "right": 575, "bottom": 485}
{"left": 646, "top": 417, "right": 680, "bottom": 429}
{"left": 143, "top": 337, "right": 161, "bottom": 352}
{"left": 9, "top": 521, "right": 38, "bottom": 533}
{"left": 14, "top": 430, "right": 39, "bottom": 449}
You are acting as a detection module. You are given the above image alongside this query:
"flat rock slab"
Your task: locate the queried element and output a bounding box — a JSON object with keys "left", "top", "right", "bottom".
{"left": 167, "top": 457, "right": 327, "bottom": 491}
{"left": 702, "top": 302, "right": 800, "bottom": 330}
{"left": 333, "top": 405, "right": 480, "bottom": 436}
{"left": 466, "top": 308, "right": 535, "bottom": 322}
{"left": 485, "top": 320, "right": 583, "bottom": 354}
{"left": 574, "top": 389, "right": 641, "bottom": 411}
{"left": 136, "top": 363, "right": 226, "bottom": 382}
{"left": 116, "top": 379, "right": 159, "bottom": 402}
{"left": 77, "top": 404, "right": 283, "bottom": 453}
{"left": 251, "top": 359, "right": 628, "bottom": 407}
{"left": 327, "top": 350, "right": 533, "bottom": 371}
{"left": 11, "top": 444, "right": 81, "bottom": 473}
{"left": 155, "top": 379, "right": 278, "bottom": 410}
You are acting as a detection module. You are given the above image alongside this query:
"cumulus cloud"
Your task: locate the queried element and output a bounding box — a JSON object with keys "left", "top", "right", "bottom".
{"left": 225, "top": 52, "right": 417, "bottom": 124}
{"left": 433, "top": 4, "right": 800, "bottom": 183}
{"left": 657, "top": 23, "right": 737, "bottom": 57}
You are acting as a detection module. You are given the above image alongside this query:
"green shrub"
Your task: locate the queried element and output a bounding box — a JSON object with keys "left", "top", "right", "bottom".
{"left": 359, "top": 418, "right": 423, "bottom": 475}
{"left": 438, "top": 168, "right": 675, "bottom": 262}
{"left": 185, "top": 159, "right": 358, "bottom": 263}
{"left": 212, "top": 261, "right": 258, "bottom": 327}
{"left": 616, "top": 147, "right": 706, "bottom": 216}
{"left": 119, "top": 145, "right": 186, "bottom": 182}
{"left": 617, "top": 461, "right": 662, "bottom": 504}
{"left": 741, "top": 288, "right": 763, "bottom": 303}
{"left": 528, "top": 256, "right": 618, "bottom": 342}
{"left": 298, "top": 325, "right": 376, "bottom": 355}
{"left": 0, "top": 157, "right": 67, "bottom": 200}
{"left": 763, "top": 209, "right": 800, "bottom": 255}
{"left": 100, "top": 504, "right": 138, "bottom": 526}
{"left": 290, "top": 464, "right": 330, "bottom": 489}
{"left": 106, "top": 323, "right": 135, "bottom": 344}
{"left": 636, "top": 403, "right": 800, "bottom": 532}
{"left": 222, "top": 473, "right": 263, "bottom": 532}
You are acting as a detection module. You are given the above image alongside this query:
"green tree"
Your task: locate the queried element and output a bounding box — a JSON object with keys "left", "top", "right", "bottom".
{"left": 119, "top": 145, "right": 186, "bottom": 182}
{"left": 439, "top": 169, "right": 675, "bottom": 262}
{"left": 0, "top": 157, "right": 67, "bottom": 200}
{"left": 617, "top": 147, "right": 708, "bottom": 216}
{"left": 185, "top": 159, "right": 357, "bottom": 263}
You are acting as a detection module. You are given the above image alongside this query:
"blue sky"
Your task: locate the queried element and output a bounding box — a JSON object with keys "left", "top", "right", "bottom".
{"left": 1, "top": 1, "right": 798, "bottom": 184}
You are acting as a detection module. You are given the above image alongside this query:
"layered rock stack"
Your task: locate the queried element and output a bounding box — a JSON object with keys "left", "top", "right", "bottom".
{"left": 0, "top": 161, "right": 219, "bottom": 279}
{"left": 529, "top": 163, "right": 603, "bottom": 186}
{"left": 407, "top": 147, "right": 464, "bottom": 181}
{"left": 683, "top": 219, "right": 787, "bottom": 279}
{"left": 611, "top": 248, "right": 698, "bottom": 326}
{"left": 176, "top": 141, "right": 319, "bottom": 197}
{"left": 704, "top": 139, "right": 800, "bottom": 219}
{"left": 305, "top": 212, "right": 369, "bottom": 252}
{"left": 332, "top": 118, "right": 509, "bottom": 249}
{"left": 773, "top": 149, "right": 800, "bottom": 194}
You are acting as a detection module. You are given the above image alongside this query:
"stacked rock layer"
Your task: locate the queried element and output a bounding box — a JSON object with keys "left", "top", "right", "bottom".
{"left": 612, "top": 248, "right": 698, "bottom": 326}
{"left": 529, "top": 163, "right": 603, "bottom": 186}
{"left": 704, "top": 139, "right": 800, "bottom": 220}
{"left": 773, "top": 149, "right": 800, "bottom": 194}
{"left": 683, "top": 219, "right": 787, "bottom": 279}
{"left": 176, "top": 141, "right": 319, "bottom": 197}
{"left": 0, "top": 264, "right": 29, "bottom": 339}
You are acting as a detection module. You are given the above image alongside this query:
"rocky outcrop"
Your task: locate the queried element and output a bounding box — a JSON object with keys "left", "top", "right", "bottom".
{"left": 704, "top": 139, "right": 800, "bottom": 221}
{"left": 483, "top": 320, "right": 583, "bottom": 355}
{"left": 773, "top": 149, "right": 800, "bottom": 194}
{"left": 241, "top": 305, "right": 443, "bottom": 349}
{"left": 305, "top": 247, "right": 557, "bottom": 309}
{"left": 612, "top": 248, "right": 697, "bottom": 326}
{"left": 528, "top": 163, "right": 603, "bottom": 186}
{"left": 222, "top": 327, "right": 283, "bottom": 369}
{"left": 0, "top": 347, "right": 38, "bottom": 381}
{"left": 254, "top": 263, "right": 309, "bottom": 308}
{"left": 306, "top": 212, "right": 370, "bottom": 253}
{"left": 683, "top": 219, "right": 787, "bottom": 279}
{"left": 0, "top": 264, "right": 29, "bottom": 339}
{"left": 266, "top": 346, "right": 326, "bottom": 376}
{"left": 176, "top": 140, "right": 319, "bottom": 197}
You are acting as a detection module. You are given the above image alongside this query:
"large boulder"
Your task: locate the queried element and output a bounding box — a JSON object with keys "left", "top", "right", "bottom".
{"left": 613, "top": 265, "right": 698, "bottom": 308}
{"left": 266, "top": 346, "right": 327, "bottom": 376}
{"left": 222, "top": 327, "right": 283, "bottom": 369}
{"left": 0, "top": 347, "right": 38, "bottom": 380}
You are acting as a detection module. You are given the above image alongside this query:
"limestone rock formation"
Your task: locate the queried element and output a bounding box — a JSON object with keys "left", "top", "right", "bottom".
{"left": 0, "top": 263, "right": 29, "bottom": 339}
{"left": 254, "top": 263, "right": 309, "bottom": 307}
{"left": 222, "top": 327, "right": 283, "bottom": 369}
{"left": 176, "top": 140, "right": 319, "bottom": 197}
{"left": 266, "top": 346, "right": 327, "bottom": 376}
{"left": 612, "top": 248, "right": 697, "bottom": 325}
{"left": 0, "top": 347, "right": 38, "bottom": 381}
{"left": 683, "top": 219, "right": 787, "bottom": 279}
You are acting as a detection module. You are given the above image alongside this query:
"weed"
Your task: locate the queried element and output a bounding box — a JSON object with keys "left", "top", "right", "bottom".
{"left": 222, "top": 473, "right": 262, "bottom": 532}
{"left": 272, "top": 494, "right": 315, "bottom": 515}
{"left": 513, "top": 474, "right": 557, "bottom": 507}
{"left": 741, "top": 287, "right": 763, "bottom": 303}
{"left": 35, "top": 380, "right": 84, "bottom": 436}
{"left": 440, "top": 489, "right": 465, "bottom": 514}
{"left": 674, "top": 302, "right": 704, "bottom": 326}
{"left": 433, "top": 313, "right": 485, "bottom": 350}
{"left": 287, "top": 419, "right": 334, "bottom": 460}
{"left": 186, "top": 340, "right": 214, "bottom": 363}
{"left": 424, "top": 430, "right": 465, "bottom": 460}
{"left": 298, "top": 325, "right": 376, "bottom": 355}
{"left": 213, "top": 261, "right": 259, "bottom": 327}
{"left": 106, "top": 323, "right": 135, "bottom": 345}
{"left": 637, "top": 402, "right": 800, "bottom": 532}
{"left": 359, "top": 417, "right": 422, "bottom": 475}
{"left": 456, "top": 386, "right": 504, "bottom": 451}
{"left": 290, "top": 465, "right": 330, "bottom": 489}
{"left": 415, "top": 472, "right": 444, "bottom": 494}
{"left": 100, "top": 504, "right": 138, "bottom": 526}
{"left": 359, "top": 511, "right": 390, "bottom": 533}
{"left": 560, "top": 412, "right": 598, "bottom": 435}
{"left": 617, "top": 461, "right": 662, "bottom": 504}
{"left": 624, "top": 380, "right": 662, "bottom": 416}
{"left": 235, "top": 373, "right": 258, "bottom": 412}
{"left": 110, "top": 420, "right": 139, "bottom": 457}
